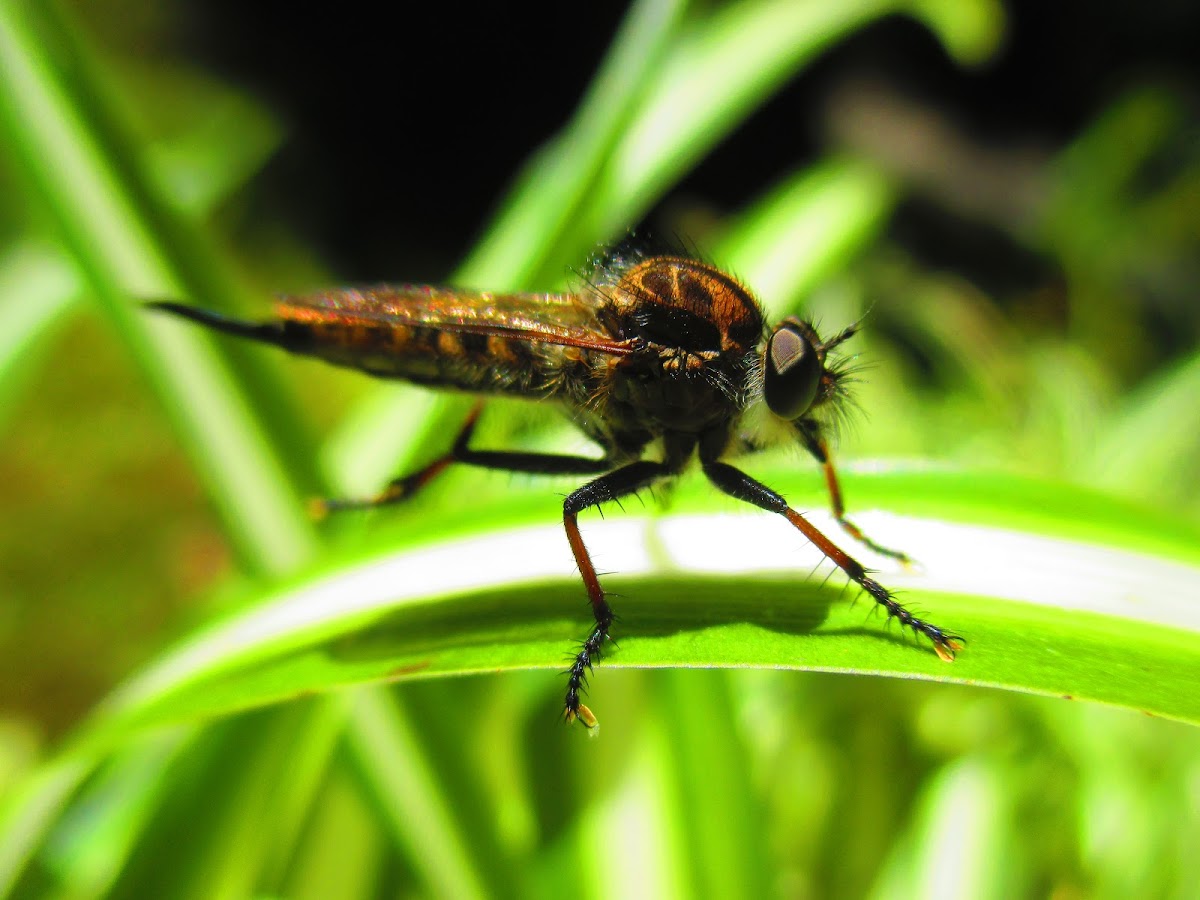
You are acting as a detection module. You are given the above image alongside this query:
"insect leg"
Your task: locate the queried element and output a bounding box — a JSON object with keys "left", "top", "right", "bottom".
{"left": 795, "top": 420, "right": 913, "bottom": 565}
{"left": 317, "top": 404, "right": 615, "bottom": 513}
{"left": 562, "top": 460, "right": 674, "bottom": 730}
{"left": 702, "top": 460, "right": 961, "bottom": 661}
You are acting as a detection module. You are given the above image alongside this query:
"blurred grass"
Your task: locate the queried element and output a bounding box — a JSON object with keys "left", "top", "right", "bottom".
{"left": 0, "top": 0, "right": 316, "bottom": 575}
{"left": 1, "top": 1, "right": 1199, "bottom": 899}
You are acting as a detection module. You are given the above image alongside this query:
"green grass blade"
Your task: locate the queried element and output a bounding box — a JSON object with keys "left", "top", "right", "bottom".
{"left": 0, "top": 242, "right": 80, "bottom": 428}
{"left": 715, "top": 157, "right": 895, "bottom": 315}
{"left": 589, "top": 0, "right": 1001, "bottom": 242}
{"left": 343, "top": 689, "right": 494, "bottom": 900}
{"left": 870, "top": 759, "right": 1016, "bottom": 900}
{"left": 34, "top": 731, "right": 196, "bottom": 900}
{"left": 279, "top": 769, "right": 387, "bottom": 900}
{"left": 660, "top": 671, "right": 771, "bottom": 898}
{"left": 60, "top": 467, "right": 1199, "bottom": 752}
{"left": 1087, "top": 349, "right": 1200, "bottom": 510}
{"left": 0, "top": 78, "right": 283, "bottom": 430}
{"left": 79, "top": 706, "right": 324, "bottom": 900}
{"left": 255, "top": 698, "right": 348, "bottom": 894}
{"left": 0, "top": 1, "right": 315, "bottom": 573}
{"left": 591, "top": 0, "right": 897, "bottom": 238}
{"left": 573, "top": 714, "right": 691, "bottom": 898}
{"left": 905, "top": 0, "right": 1006, "bottom": 66}
{"left": 0, "top": 755, "right": 94, "bottom": 897}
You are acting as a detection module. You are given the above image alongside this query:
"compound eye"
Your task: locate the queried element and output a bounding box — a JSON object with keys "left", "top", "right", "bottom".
{"left": 764, "top": 324, "right": 820, "bottom": 419}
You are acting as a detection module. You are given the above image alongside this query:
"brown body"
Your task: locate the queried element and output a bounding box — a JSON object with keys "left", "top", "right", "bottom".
{"left": 149, "top": 253, "right": 961, "bottom": 729}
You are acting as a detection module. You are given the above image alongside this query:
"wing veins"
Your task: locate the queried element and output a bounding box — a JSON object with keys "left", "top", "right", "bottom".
{"left": 276, "top": 288, "right": 637, "bottom": 356}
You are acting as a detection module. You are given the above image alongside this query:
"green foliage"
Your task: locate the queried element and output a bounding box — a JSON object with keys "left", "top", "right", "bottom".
{"left": 1, "top": 1, "right": 1198, "bottom": 898}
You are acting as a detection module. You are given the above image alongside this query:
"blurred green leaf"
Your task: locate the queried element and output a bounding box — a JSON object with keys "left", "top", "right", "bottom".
{"left": 870, "top": 758, "right": 1015, "bottom": 899}
{"left": 715, "top": 157, "right": 895, "bottom": 316}
{"left": 1089, "top": 348, "right": 1200, "bottom": 510}
{"left": 0, "top": 0, "right": 315, "bottom": 573}
{"left": 344, "top": 689, "right": 498, "bottom": 900}
{"left": 0, "top": 242, "right": 80, "bottom": 427}
{"left": 38, "top": 731, "right": 195, "bottom": 900}
{"left": 660, "top": 670, "right": 770, "bottom": 898}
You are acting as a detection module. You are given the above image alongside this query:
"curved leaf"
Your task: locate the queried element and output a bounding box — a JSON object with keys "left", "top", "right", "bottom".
{"left": 71, "top": 466, "right": 1199, "bottom": 752}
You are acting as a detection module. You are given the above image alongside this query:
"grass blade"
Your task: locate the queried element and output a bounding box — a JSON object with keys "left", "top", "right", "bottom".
{"left": 64, "top": 467, "right": 1200, "bottom": 748}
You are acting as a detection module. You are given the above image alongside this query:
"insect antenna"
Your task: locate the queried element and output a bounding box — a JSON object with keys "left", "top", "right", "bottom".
{"left": 818, "top": 305, "right": 875, "bottom": 354}
{"left": 820, "top": 322, "right": 860, "bottom": 352}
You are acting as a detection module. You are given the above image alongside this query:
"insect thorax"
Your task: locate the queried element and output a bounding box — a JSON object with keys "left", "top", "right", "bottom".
{"left": 576, "top": 255, "right": 767, "bottom": 440}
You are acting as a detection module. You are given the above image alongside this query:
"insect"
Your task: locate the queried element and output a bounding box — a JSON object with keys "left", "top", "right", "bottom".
{"left": 149, "top": 251, "right": 962, "bottom": 729}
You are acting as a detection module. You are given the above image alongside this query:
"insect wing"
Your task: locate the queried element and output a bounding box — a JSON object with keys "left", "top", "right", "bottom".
{"left": 275, "top": 286, "right": 636, "bottom": 356}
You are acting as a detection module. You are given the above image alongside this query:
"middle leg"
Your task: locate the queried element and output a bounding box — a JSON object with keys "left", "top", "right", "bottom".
{"left": 795, "top": 419, "right": 912, "bottom": 564}
{"left": 561, "top": 460, "right": 674, "bottom": 729}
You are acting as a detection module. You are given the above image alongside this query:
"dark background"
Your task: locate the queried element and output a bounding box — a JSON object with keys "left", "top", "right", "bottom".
{"left": 171, "top": 1, "right": 1200, "bottom": 283}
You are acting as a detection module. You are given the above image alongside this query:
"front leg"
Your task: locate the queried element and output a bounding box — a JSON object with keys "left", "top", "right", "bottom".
{"left": 795, "top": 419, "right": 913, "bottom": 565}
{"left": 702, "top": 460, "right": 961, "bottom": 661}
{"left": 562, "top": 460, "right": 675, "bottom": 730}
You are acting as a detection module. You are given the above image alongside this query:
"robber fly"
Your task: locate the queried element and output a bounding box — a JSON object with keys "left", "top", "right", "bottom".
{"left": 149, "top": 251, "right": 962, "bottom": 729}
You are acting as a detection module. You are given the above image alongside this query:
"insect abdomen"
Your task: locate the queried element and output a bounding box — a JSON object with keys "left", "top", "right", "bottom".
{"left": 296, "top": 319, "right": 565, "bottom": 396}
{"left": 149, "top": 301, "right": 576, "bottom": 397}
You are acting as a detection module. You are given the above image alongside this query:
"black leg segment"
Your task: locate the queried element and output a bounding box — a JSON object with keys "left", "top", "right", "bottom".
{"left": 703, "top": 461, "right": 961, "bottom": 660}
{"left": 316, "top": 404, "right": 615, "bottom": 513}
{"left": 562, "top": 460, "right": 674, "bottom": 729}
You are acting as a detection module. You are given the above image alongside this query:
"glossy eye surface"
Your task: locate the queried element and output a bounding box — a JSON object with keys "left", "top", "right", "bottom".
{"left": 763, "top": 322, "right": 820, "bottom": 419}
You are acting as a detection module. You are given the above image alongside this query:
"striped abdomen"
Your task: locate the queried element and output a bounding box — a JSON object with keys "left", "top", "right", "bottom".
{"left": 277, "top": 314, "right": 570, "bottom": 397}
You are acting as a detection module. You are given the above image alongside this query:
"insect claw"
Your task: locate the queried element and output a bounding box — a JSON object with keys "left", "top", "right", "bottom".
{"left": 565, "top": 703, "right": 599, "bottom": 732}
{"left": 933, "top": 634, "right": 964, "bottom": 662}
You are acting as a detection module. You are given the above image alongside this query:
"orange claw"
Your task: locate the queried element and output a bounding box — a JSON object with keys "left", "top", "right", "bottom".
{"left": 566, "top": 703, "right": 599, "bottom": 732}
{"left": 934, "top": 638, "right": 964, "bottom": 663}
